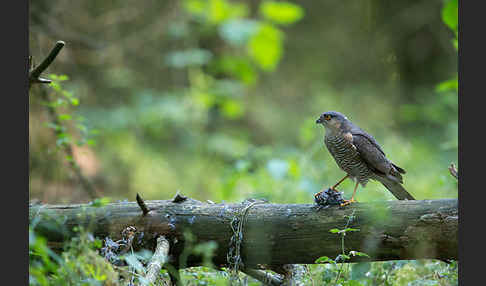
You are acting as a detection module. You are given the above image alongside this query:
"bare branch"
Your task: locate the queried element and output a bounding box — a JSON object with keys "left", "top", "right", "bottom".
{"left": 136, "top": 193, "right": 150, "bottom": 215}
{"left": 143, "top": 236, "right": 170, "bottom": 286}
{"left": 29, "top": 41, "right": 65, "bottom": 88}
{"left": 171, "top": 191, "right": 188, "bottom": 203}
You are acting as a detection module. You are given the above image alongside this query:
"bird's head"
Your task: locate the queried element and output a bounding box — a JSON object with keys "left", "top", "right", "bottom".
{"left": 316, "top": 111, "right": 350, "bottom": 132}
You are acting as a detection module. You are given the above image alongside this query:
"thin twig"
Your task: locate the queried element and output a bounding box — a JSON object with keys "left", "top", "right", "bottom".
{"left": 136, "top": 193, "right": 150, "bottom": 215}
{"left": 143, "top": 236, "right": 171, "bottom": 285}
{"left": 29, "top": 41, "right": 65, "bottom": 88}
{"left": 37, "top": 86, "right": 98, "bottom": 199}
{"left": 333, "top": 211, "right": 355, "bottom": 285}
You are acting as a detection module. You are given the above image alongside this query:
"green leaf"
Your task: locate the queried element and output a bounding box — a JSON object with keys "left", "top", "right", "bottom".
{"left": 442, "top": 0, "right": 458, "bottom": 34}
{"left": 70, "top": 98, "right": 79, "bottom": 106}
{"left": 247, "top": 23, "right": 283, "bottom": 71}
{"left": 330, "top": 227, "right": 359, "bottom": 234}
{"left": 342, "top": 228, "right": 360, "bottom": 233}
{"left": 435, "top": 78, "right": 458, "bottom": 93}
{"left": 208, "top": 0, "right": 248, "bottom": 24}
{"left": 260, "top": 1, "right": 304, "bottom": 25}
{"left": 90, "top": 197, "right": 111, "bottom": 207}
{"left": 183, "top": 0, "right": 206, "bottom": 16}
{"left": 48, "top": 74, "right": 69, "bottom": 81}
{"left": 207, "top": 0, "right": 231, "bottom": 24}
{"left": 315, "top": 256, "right": 335, "bottom": 264}
{"left": 221, "top": 98, "right": 244, "bottom": 119}
{"left": 336, "top": 254, "right": 351, "bottom": 262}
{"left": 58, "top": 114, "right": 72, "bottom": 121}
{"left": 349, "top": 250, "right": 370, "bottom": 257}
{"left": 86, "top": 139, "right": 96, "bottom": 146}
{"left": 211, "top": 56, "right": 257, "bottom": 85}
{"left": 183, "top": 0, "right": 248, "bottom": 25}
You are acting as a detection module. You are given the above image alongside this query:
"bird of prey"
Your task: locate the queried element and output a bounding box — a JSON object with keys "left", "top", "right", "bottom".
{"left": 315, "top": 111, "right": 415, "bottom": 206}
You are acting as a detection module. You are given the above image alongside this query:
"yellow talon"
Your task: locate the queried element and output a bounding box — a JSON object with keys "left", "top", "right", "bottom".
{"left": 340, "top": 199, "right": 356, "bottom": 207}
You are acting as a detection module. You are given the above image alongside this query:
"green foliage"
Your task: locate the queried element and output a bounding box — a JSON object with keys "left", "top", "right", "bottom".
{"left": 183, "top": 0, "right": 248, "bottom": 25}
{"left": 442, "top": 0, "right": 458, "bottom": 49}
{"left": 435, "top": 77, "right": 458, "bottom": 93}
{"left": 312, "top": 211, "right": 457, "bottom": 285}
{"left": 182, "top": 0, "right": 301, "bottom": 74}
{"left": 29, "top": 227, "right": 118, "bottom": 286}
{"left": 314, "top": 211, "right": 371, "bottom": 285}
{"left": 259, "top": 1, "right": 304, "bottom": 25}
{"left": 247, "top": 23, "right": 283, "bottom": 71}
{"left": 47, "top": 74, "right": 97, "bottom": 148}
{"left": 307, "top": 260, "right": 458, "bottom": 286}
{"left": 438, "top": 0, "right": 458, "bottom": 91}
{"left": 89, "top": 197, "right": 111, "bottom": 207}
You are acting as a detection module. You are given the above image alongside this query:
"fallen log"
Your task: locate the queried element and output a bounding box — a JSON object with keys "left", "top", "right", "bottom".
{"left": 29, "top": 197, "right": 458, "bottom": 268}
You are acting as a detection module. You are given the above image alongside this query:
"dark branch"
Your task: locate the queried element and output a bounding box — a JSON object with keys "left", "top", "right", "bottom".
{"left": 171, "top": 191, "right": 188, "bottom": 203}
{"left": 136, "top": 193, "right": 150, "bottom": 215}
{"left": 29, "top": 41, "right": 65, "bottom": 86}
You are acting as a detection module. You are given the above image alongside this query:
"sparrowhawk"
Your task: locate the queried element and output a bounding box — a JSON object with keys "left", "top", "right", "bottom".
{"left": 315, "top": 111, "right": 415, "bottom": 205}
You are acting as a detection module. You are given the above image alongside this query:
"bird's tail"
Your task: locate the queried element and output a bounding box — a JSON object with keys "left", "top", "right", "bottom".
{"left": 375, "top": 175, "right": 416, "bottom": 200}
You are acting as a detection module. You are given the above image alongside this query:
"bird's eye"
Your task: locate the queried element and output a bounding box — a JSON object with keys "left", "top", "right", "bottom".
{"left": 324, "top": 114, "right": 331, "bottom": 120}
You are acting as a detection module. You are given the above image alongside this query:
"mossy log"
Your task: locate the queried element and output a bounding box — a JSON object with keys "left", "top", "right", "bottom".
{"left": 29, "top": 197, "right": 457, "bottom": 268}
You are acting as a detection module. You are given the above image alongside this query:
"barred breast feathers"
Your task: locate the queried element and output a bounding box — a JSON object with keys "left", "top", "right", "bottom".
{"left": 325, "top": 132, "right": 372, "bottom": 184}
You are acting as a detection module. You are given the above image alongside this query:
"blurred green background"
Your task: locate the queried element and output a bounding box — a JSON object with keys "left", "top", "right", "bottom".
{"left": 29, "top": 0, "right": 457, "bottom": 204}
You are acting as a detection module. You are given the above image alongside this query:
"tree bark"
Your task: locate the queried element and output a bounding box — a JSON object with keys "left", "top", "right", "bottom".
{"left": 29, "top": 198, "right": 458, "bottom": 268}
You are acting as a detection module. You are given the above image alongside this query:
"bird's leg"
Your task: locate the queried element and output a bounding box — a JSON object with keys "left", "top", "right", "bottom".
{"left": 314, "top": 174, "right": 349, "bottom": 199}
{"left": 330, "top": 174, "right": 349, "bottom": 192}
{"left": 341, "top": 181, "right": 359, "bottom": 206}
